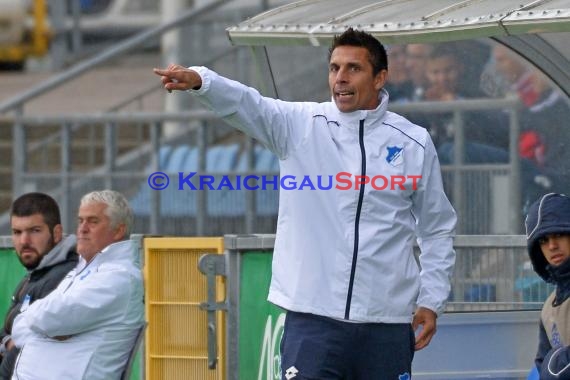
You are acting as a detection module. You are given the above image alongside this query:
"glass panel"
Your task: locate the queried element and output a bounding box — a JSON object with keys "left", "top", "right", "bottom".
{"left": 384, "top": 40, "right": 570, "bottom": 234}
{"left": 265, "top": 39, "right": 570, "bottom": 235}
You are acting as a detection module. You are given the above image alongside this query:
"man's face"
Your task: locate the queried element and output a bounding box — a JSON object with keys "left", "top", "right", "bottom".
{"left": 405, "top": 44, "right": 433, "bottom": 87}
{"left": 77, "top": 202, "right": 124, "bottom": 262}
{"left": 386, "top": 45, "right": 408, "bottom": 84}
{"left": 539, "top": 233, "right": 570, "bottom": 266}
{"left": 12, "top": 214, "right": 61, "bottom": 270}
{"left": 425, "top": 56, "right": 462, "bottom": 94}
{"left": 328, "top": 45, "right": 386, "bottom": 113}
{"left": 492, "top": 45, "right": 528, "bottom": 85}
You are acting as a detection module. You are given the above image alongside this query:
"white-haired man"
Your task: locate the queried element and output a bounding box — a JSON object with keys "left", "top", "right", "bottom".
{"left": 10, "top": 190, "right": 144, "bottom": 380}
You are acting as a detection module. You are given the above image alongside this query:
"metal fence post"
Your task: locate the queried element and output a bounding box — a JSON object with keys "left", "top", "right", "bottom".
{"left": 104, "top": 122, "right": 117, "bottom": 190}
{"left": 12, "top": 106, "right": 25, "bottom": 197}
{"left": 149, "top": 122, "right": 161, "bottom": 235}
{"left": 453, "top": 110, "right": 465, "bottom": 233}
{"left": 197, "top": 122, "right": 207, "bottom": 235}
{"left": 508, "top": 105, "right": 521, "bottom": 234}
{"left": 245, "top": 137, "right": 255, "bottom": 233}
{"left": 198, "top": 253, "right": 227, "bottom": 369}
{"left": 61, "top": 123, "right": 72, "bottom": 231}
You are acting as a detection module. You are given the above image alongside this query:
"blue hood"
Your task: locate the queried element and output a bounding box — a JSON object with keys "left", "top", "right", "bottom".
{"left": 525, "top": 193, "right": 570, "bottom": 282}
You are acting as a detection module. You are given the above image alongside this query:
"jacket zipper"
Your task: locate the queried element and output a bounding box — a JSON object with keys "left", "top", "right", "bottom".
{"left": 4, "top": 275, "right": 30, "bottom": 334}
{"left": 345, "top": 119, "right": 366, "bottom": 319}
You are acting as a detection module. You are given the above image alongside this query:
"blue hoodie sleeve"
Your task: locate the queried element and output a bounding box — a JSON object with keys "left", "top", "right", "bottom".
{"left": 537, "top": 321, "right": 553, "bottom": 368}
{"left": 540, "top": 345, "right": 570, "bottom": 379}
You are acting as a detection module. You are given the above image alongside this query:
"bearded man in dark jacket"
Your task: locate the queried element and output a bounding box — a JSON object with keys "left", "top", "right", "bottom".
{"left": 526, "top": 193, "right": 570, "bottom": 380}
{"left": 0, "top": 193, "right": 78, "bottom": 379}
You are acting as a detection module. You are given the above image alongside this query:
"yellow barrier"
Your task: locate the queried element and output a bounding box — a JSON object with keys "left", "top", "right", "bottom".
{"left": 144, "top": 237, "right": 225, "bottom": 380}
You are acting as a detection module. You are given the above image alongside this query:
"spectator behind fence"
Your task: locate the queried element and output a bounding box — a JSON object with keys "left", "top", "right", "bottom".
{"left": 488, "top": 45, "right": 570, "bottom": 194}
{"left": 10, "top": 190, "right": 144, "bottom": 380}
{"left": 417, "top": 43, "right": 508, "bottom": 150}
{"left": 0, "top": 193, "right": 78, "bottom": 380}
{"left": 525, "top": 193, "right": 570, "bottom": 380}
{"left": 405, "top": 43, "right": 434, "bottom": 101}
{"left": 154, "top": 28, "right": 456, "bottom": 379}
{"left": 384, "top": 44, "right": 414, "bottom": 102}
{"left": 427, "top": 43, "right": 553, "bottom": 210}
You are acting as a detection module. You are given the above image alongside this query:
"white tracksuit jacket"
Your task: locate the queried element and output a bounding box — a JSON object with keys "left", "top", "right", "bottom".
{"left": 11, "top": 240, "right": 144, "bottom": 380}
{"left": 191, "top": 66, "right": 457, "bottom": 323}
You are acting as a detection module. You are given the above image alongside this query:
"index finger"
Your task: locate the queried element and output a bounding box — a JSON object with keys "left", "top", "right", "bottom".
{"left": 153, "top": 67, "right": 172, "bottom": 77}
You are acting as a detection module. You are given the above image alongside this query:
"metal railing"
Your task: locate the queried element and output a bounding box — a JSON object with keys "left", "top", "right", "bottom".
{"left": 390, "top": 96, "right": 522, "bottom": 233}
{"left": 222, "top": 234, "right": 546, "bottom": 380}
{"left": 443, "top": 235, "right": 552, "bottom": 311}
{"left": 0, "top": 96, "right": 525, "bottom": 237}
{"left": 0, "top": 1, "right": 231, "bottom": 115}
{"left": 0, "top": 0, "right": 232, "bottom": 205}
{"left": 0, "top": 0, "right": 531, "bottom": 240}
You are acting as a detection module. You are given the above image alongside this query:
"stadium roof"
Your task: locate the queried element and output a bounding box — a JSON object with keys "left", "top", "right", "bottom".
{"left": 227, "top": 0, "right": 570, "bottom": 95}
{"left": 227, "top": 0, "right": 570, "bottom": 46}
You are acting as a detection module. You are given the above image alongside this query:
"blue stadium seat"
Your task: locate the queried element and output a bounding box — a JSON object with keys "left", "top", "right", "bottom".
{"left": 131, "top": 145, "right": 198, "bottom": 216}
{"left": 253, "top": 147, "right": 279, "bottom": 215}
{"left": 167, "top": 145, "right": 195, "bottom": 172}
{"left": 235, "top": 145, "right": 279, "bottom": 172}
{"left": 129, "top": 146, "right": 173, "bottom": 215}
{"left": 255, "top": 147, "right": 279, "bottom": 172}
{"left": 131, "top": 143, "right": 279, "bottom": 217}
{"left": 208, "top": 144, "right": 247, "bottom": 216}
{"left": 208, "top": 146, "right": 279, "bottom": 217}
{"left": 158, "top": 145, "right": 173, "bottom": 170}
{"left": 206, "top": 144, "right": 240, "bottom": 172}
{"left": 159, "top": 146, "right": 198, "bottom": 216}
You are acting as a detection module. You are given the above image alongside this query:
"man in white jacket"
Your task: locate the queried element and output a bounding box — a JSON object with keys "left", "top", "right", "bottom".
{"left": 154, "top": 28, "right": 456, "bottom": 379}
{"left": 11, "top": 190, "right": 144, "bottom": 380}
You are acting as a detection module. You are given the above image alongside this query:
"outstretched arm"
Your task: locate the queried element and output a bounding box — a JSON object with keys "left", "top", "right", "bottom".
{"left": 153, "top": 64, "right": 313, "bottom": 160}
{"left": 153, "top": 64, "right": 202, "bottom": 92}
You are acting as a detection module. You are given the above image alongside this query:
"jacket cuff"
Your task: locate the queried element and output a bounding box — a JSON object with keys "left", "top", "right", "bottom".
{"left": 187, "top": 66, "right": 210, "bottom": 94}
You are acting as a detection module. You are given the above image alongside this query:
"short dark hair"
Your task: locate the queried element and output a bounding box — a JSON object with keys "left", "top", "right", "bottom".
{"left": 428, "top": 42, "right": 461, "bottom": 62}
{"left": 11, "top": 192, "right": 61, "bottom": 231}
{"left": 329, "top": 27, "right": 388, "bottom": 75}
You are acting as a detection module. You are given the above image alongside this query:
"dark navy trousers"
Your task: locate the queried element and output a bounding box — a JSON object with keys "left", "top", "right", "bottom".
{"left": 280, "top": 311, "right": 415, "bottom": 380}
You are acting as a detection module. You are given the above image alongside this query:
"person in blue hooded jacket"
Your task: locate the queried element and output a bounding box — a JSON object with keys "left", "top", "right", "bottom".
{"left": 526, "top": 193, "right": 570, "bottom": 379}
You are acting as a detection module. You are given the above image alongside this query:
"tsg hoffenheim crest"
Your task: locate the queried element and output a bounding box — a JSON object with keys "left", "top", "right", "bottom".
{"left": 386, "top": 146, "right": 404, "bottom": 166}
